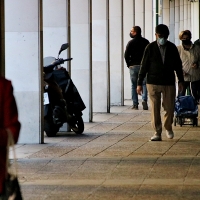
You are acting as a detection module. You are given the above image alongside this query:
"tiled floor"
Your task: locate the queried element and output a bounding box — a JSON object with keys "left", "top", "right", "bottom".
{"left": 14, "top": 100, "right": 200, "bottom": 199}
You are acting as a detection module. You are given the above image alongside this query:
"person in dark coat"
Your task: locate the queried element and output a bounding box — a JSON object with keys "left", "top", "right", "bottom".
{"left": 124, "top": 26, "right": 150, "bottom": 110}
{"left": 0, "top": 76, "right": 21, "bottom": 194}
{"left": 137, "top": 24, "right": 184, "bottom": 141}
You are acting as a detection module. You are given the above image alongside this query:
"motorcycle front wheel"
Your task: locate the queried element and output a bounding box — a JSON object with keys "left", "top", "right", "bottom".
{"left": 44, "top": 118, "right": 60, "bottom": 137}
{"left": 69, "top": 116, "right": 84, "bottom": 134}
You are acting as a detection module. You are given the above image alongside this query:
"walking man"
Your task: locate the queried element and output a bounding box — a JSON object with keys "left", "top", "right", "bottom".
{"left": 137, "top": 24, "right": 184, "bottom": 141}
{"left": 124, "top": 26, "right": 150, "bottom": 110}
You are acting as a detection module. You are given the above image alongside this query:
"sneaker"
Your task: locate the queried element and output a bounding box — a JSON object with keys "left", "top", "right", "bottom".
{"left": 149, "top": 135, "right": 162, "bottom": 141}
{"left": 132, "top": 105, "right": 138, "bottom": 110}
{"left": 142, "top": 101, "right": 148, "bottom": 110}
{"left": 166, "top": 130, "right": 174, "bottom": 139}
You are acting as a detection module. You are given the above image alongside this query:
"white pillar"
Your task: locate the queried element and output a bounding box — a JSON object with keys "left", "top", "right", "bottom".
{"left": 183, "top": 0, "right": 189, "bottom": 29}
{"left": 135, "top": 0, "right": 144, "bottom": 30}
{"left": 152, "top": 0, "right": 157, "bottom": 34}
{"left": 92, "top": 0, "right": 108, "bottom": 112}
{"left": 70, "top": 0, "right": 91, "bottom": 121}
{"left": 43, "top": 0, "right": 70, "bottom": 132}
{"left": 175, "top": 0, "right": 180, "bottom": 45}
{"left": 5, "top": 0, "right": 43, "bottom": 143}
{"left": 180, "top": 0, "right": 184, "bottom": 32}
{"left": 169, "top": 0, "right": 175, "bottom": 43}
{"left": 109, "top": 0, "right": 123, "bottom": 105}
{"left": 123, "top": 0, "right": 134, "bottom": 100}
{"left": 188, "top": 2, "right": 191, "bottom": 31}
{"left": 191, "top": 2, "right": 199, "bottom": 42}
{"left": 145, "top": 0, "right": 153, "bottom": 42}
{"left": 162, "top": 0, "right": 170, "bottom": 26}
{"left": 43, "top": 0, "right": 68, "bottom": 65}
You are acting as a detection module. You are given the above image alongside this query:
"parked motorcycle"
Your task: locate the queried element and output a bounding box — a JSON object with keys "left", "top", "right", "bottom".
{"left": 43, "top": 43, "right": 86, "bottom": 137}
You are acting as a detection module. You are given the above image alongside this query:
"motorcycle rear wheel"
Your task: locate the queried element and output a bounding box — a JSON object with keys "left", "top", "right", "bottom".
{"left": 44, "top": 119, "right": 60, "bottom": 137}
{"left": 69, "top": 116, "right": 84, "bottom": 134}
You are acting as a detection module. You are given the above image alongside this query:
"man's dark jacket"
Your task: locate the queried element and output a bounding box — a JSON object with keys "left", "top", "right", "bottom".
{"left": 137, "top": 41, "right": 184, "bottom": 86}
{"left": 124, "top": 35, "right": 149, "bottom": 67}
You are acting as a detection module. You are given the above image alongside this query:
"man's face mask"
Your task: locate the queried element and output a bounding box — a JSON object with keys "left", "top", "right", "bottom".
{"left": 182, "top": 39, "right": 191, "bottom": 45}
{"left": 157, "top": 37, "right": 167, "bottom": 46}
{"left": 129, "top": 32, "right": 135, "bottom": 38}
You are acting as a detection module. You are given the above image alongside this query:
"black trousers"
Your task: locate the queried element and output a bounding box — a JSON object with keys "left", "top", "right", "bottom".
{"left": 179, "top": 80, "right": 200, "bottom": 103}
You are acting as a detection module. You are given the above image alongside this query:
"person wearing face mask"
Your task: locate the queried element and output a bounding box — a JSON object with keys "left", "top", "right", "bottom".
{"left": 136, "top": 24, "right": 184, "bottom": 141}
{"left": 124, "top": 26, "right": 150, "bottom": 110}
{"left": 177, "top": 30, "right": 200, "bottom": 103}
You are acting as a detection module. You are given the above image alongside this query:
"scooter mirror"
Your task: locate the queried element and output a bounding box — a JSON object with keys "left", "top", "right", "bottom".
{"left": 58, "top": 43, "right": 69, "bottom": 56}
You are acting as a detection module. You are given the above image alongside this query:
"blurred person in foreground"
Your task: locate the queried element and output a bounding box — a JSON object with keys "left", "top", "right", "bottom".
{"left": 137, "top": 24, "right": 184, "bottom": 141}
{"left": 0, "top": 76, "right": 21, "bottom": 195}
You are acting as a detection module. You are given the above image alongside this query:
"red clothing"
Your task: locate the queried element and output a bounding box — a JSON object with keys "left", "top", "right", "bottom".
{"left": 0, "top": 77, "right": 21, "bottom": 193}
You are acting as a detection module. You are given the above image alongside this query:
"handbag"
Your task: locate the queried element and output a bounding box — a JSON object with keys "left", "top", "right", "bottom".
{"left": 0, "top": 133, "right": 23, "bottom": 200}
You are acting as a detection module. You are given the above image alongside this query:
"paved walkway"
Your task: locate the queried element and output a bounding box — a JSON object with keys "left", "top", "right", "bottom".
{"left": 14, "top": 100, "right": 200, "bottom": 200}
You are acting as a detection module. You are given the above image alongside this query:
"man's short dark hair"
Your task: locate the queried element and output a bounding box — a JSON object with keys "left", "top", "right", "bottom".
{"left": 155, "top": 24, "right": 169, "bottom": 36}
{"left": 133, "top": 26, "right": 141, "bottom": 36}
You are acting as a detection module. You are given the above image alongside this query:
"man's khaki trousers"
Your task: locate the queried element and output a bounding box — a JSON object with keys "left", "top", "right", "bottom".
{"left": 147, "top": 84, "right": 176, "bottom": 136}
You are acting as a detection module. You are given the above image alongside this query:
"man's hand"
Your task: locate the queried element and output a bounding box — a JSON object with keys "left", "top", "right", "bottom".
{"left": 137, "top": 85, "right": 143, "bottom": 95}
{"left": 192, "top": 63, "right": 198, "bottom": 69}
{"left": 178, "top": 82, "right": 184, "bottom": 93}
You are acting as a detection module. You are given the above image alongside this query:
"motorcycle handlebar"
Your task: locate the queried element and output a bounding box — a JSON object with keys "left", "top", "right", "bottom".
{"left": 44, "top": 58, "right": 73, "bottom": 73}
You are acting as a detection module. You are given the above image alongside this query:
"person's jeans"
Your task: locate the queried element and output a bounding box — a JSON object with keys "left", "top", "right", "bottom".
{"left": 129, "top": 65, "right": 148, "bottom": 106}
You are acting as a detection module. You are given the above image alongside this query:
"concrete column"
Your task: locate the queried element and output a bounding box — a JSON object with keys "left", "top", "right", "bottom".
{"left": 175, "top": 0, "right": 180, "bottom": 45}
{"left": 187, "top": 2, "right": 191, "bottom": 31}
{"left": 5, "top": 0, "right": 43, "bottom": 143}
{"left": 191, "top": 2, "right": 199, "bottom": 42}
{"left": 43, "top": 0, "right": 70, "bottom": 132}
{"left": 179, "top": 0, "right": 184, "bottom": 32}
{"left": 70, "top": 0, "right": 91, "bottom": 121}
{"left": 0, "top": 0, "right": 5, "bottom": 76}
{"left": 183, "top": 0, "right": 189, "bottom": 29}
{"left": 123, "top": 0, "right": 134, "bottom": 100}
{"left": 169, "top": 0, "right": 175, "bottom": 43}
{"left": 152, "top": 0, "right": 157, "bottom": 33}
{"left": 92, "top": 0, "right": 108, "bottom": 112}
{"left": 109, "top": 0, "right": 123, "bottom": 105}
{"left": 135, "top": 0, "right": 144, "bottom": 30}
{"left": 162, "top": 0, "right": 170, "bottom": 26}
{"left": 145, "top": 0, "right": 153, "bottom": 42}
{"left": 43, "top": 0, "right": 68, "bottom": 65}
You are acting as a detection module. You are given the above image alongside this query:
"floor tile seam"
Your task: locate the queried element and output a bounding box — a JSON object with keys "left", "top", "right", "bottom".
{"left": 58, "top": 133, "right": 106, "bottom": 158}
{"left": 92, "top": 120, "right": 146, "bottom": 157}
{"left": 68, "top": 157, "right": 90, "bottom": 179}
{"left": 124, "top": 120, "right": 153, "bottom": 157}
{"left": 162, "top": 129, "right": 190, "bottom": 156}
{"left": 131, "top": 156, "right": 160, "bottom": 196}
{"left": 15, "top": 155, "right": 199, "bottom": 162}
{"left": 88, "top": 117, "right": 141, "bottom": 157}
{"left": 21, "top": 179, "right": 197, "bottom": 186}
{"left": 183, "top": 156, "right": 196, "bottom": 184}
